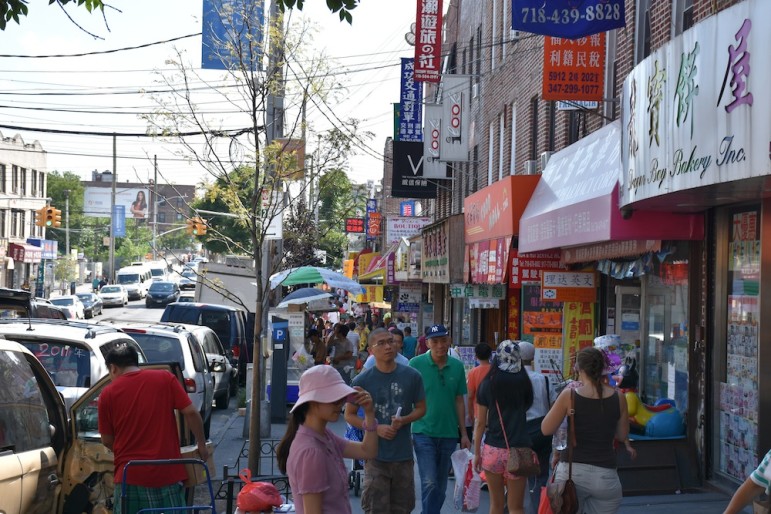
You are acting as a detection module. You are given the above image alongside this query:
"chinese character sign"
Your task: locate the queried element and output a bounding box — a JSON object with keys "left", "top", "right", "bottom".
{"left": 391, "top": 141, "right": 437, "bottom": 198}
{"left": 345, "top": 218, "right": 365, "bottom": 233}
{"left": 543, "top": 33, "right": 606, "bottom": 102}
{"left": 414, "top": 0, "right": 443, "bottom": 83}
{"left": 513, "top": 0, "right": 624, "bottom": 39}
{"left": 621, "top": 2, "right": 770, "bottom": 209}
{"left": 399, "top": 58, "right": 423, "bottom": 142}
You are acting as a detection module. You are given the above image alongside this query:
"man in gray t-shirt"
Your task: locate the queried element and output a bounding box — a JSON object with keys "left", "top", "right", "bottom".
{"left": 345, "top": 327, "right": 426, "bottom": 514}
{"left": 327, "top": 323, "right": 355, "bottom": 384}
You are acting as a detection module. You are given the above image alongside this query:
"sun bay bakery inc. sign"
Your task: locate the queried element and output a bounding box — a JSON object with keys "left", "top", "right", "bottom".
{"left": 620, "top": 0, "right": 768, "bottom": 207}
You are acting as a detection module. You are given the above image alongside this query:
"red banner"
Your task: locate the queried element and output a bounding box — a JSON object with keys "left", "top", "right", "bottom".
{"left": 414, "top": 0, "right": 443, "bottom": 83}
{"left": 367, "top": 212, "right": 382, "bottom": 236}
{"left": 542, "top": 33, "right": 606, "bottom": 102}
{"left": 345, "top": 217, "right": 365, "bottom": 233}
{"left": 510, "top": 249, "right": 565, "bottom": 288}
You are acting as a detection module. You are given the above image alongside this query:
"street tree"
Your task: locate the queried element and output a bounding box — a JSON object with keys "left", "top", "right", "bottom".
{"left": 143, "top": 3, "right": 371, "bottom": 474}
{"left": 0, "top": 0, "right": 107, "bottom": 32}
{"left": 46, "top": 171, "right": 86, "bottom": 254}
{"left": 278, "top": 0, "right": 362, "bottom": 24}
{"left": 283, "top": 197, "right": 321, "bottom": 268}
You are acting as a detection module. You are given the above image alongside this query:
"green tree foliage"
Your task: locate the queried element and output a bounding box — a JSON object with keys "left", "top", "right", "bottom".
{"left": 316, "top": 168, "right": 366, "bottom": 268}
{"left": 278, "top": 0, "right": 361, "bottom": 24}
{"left": 0, "top": 0, "right": 104, "bottom": 30}
{"left": 114, "top": 224, "right": 151, "bottom": 268}
{"left": 283, "top": 197, "right": 321, "bottom": 268}
{"left": 46, "top": 171, "right": 86, "bottom": 254}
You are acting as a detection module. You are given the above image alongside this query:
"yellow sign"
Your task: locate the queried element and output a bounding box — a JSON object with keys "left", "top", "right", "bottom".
{"left": 358, "top": 252, "right": 378, "bottom": 275}
{"left": 343, "top": 259, "right": 354, "bottom": 278}
{"left": 562, "top": 301, "right": 595, "bottom": 375}
{"left": 355, "top": 285, "right": 384, "bottom": 303}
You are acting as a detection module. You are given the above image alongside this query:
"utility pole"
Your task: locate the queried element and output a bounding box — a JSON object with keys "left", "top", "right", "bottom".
{"left": 152, "top": 155, "right": 158, "bottom": 261}
{"left": 64, "top": 189, "right": 70, "bottom": 257}
{"left": 108, "top": 134, "right": 117, "bottom": 282}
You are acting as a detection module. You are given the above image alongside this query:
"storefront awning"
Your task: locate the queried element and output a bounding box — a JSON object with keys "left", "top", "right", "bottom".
{"left": 519, "top": 121, "right": 704, "bottom": 254}
{"left": 358, "top": 243, "right": 398, "bottom": 283}
{"left": 8, "top": 243, "right": 42, "bottom": 264}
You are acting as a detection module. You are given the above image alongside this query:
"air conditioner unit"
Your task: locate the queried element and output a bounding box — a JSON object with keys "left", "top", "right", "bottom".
{"left": 511, "top": 29, "right": 521, "bottom": 41}
{"left": 524, "top": 160, "right": 538, "bottom": 175}
{"left": 540, "top": 151, "right": 555, "bottom": 171}
{"left": 472, "top": 83, "right": 479, "bottom": 99}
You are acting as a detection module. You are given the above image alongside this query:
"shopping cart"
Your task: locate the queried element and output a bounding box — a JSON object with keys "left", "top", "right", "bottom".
{"left": 120, "top": 458, "right": 216, "bottom": 514}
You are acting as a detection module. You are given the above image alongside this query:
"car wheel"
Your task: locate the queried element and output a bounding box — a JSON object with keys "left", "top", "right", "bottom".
{"left": 215, "top": 391, "right": 229, "bottom": 410}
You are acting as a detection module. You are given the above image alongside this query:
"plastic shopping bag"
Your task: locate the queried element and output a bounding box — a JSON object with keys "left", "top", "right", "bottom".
{"left": 236, "top": 469, "right": 283, "bottom": 513}
{"left": 291, "top": 345, "right": 314, "bottom": 372}
{"left": 538, "top": 486, "right": 555, "bottom": 514}
{"left": 451, "top": 449, "right": 481, "bottom": 512}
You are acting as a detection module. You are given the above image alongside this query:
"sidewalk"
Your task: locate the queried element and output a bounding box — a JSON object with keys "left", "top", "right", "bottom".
{"left": 210, "top": 409, "right": 739, "bottom": 514}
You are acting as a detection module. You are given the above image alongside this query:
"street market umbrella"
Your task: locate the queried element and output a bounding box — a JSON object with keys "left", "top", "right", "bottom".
{"left": 276, "top": 287, "right": 333, "bottom": 309}
{"left": 270, "top": 266, "right": 365, "bottom": 295}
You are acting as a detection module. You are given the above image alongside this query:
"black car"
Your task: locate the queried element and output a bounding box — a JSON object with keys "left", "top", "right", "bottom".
{"left": 145, "top": 281, "right": 181, "bottom": 307}
{"left": 0, "top": 288, "right": 66, "bottom": 319}
{"left": 75, "top": 292, "right": 103, "bottom": 318}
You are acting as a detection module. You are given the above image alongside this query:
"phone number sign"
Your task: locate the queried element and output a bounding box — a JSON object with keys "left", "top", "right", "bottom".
{"left": 513, "top": 0, "right": 625, "bottom": 39}
{"left": 543, "top": 32, "right": 606, "bottom": 102}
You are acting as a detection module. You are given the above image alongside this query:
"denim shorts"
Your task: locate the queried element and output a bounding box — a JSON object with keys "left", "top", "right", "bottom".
{"left": 481, "top": 443, "right": 524, "bottom": 481}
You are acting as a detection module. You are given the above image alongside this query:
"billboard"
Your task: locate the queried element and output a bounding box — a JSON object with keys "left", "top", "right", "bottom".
{"left": 84, "top": 187, "right": 150, "bottom": 219}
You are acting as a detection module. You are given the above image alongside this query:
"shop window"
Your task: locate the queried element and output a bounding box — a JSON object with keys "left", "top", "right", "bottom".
{"left": 530, "top": 96, "right": 539, "bottom": 160}
{"left": 548, "top": 102, "right": 556, "bottom": 151}
{"left": 509, "top": 103, "right": 517, "bottom": 176}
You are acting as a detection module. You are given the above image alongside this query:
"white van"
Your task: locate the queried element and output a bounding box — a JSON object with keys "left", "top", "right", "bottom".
{"left": 116, "top": 265, "right": 152, "bottom": 300}
{"left": 148, "top": 260, "right": 171, "bottom": 281}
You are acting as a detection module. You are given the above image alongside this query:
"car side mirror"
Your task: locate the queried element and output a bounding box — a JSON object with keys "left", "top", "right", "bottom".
{"left": 49, "top": 424, "right": 56, "bottom": 439}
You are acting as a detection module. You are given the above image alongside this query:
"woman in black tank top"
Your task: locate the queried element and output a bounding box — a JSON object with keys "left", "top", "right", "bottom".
{"left": 540, "top": 347, "right": 630, "bottom": 514}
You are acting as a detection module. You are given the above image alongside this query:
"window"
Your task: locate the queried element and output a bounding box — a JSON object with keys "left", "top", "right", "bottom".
{"left": 0, "top": 210, "right": 6, "bottom": 238}
{"left": 39, "top": 172, "right": 45, "bottom": 197}
{"left": 548, "top": 101, "right": 556, "bottom": 151}
{"left": 530, "top": 96, "right": 539, "bottom": 160}
{"left": 11, "top": 165, "right": 18, "bottom": 193}
{"left": 19, "top": 168, "right": 26, "bottom": 195}
{"left": 462, "top": 48, "right": 467, "bottom": 75}
{"left": 568, "top": 111, "right": 586, "bottom": 145}
{"left": 498, "top": 113, "right": 505, "bottom": 181}
{"left": 673, "top": 0, "right": 694, "bottom": 36}
{"left": 509, "top": 103, "right": 517, "bottom": 175}
{"left": 0, "top": 349, "right": 52, "bottom": 452}
{"left": 31, "top": 170, "right": 37, "bottom": 195}
{"left": 635, "top": 0, "right": 652, "bottom": 64}
{"left": 10, "top": 211, "right": 18, "bottom": 237}
{"left": 491, "top": 0, "right": 498, "bottom": 71}
{"left": 0, "top": 164, "right": 5, "bottom": 193}
{"left": 472, "top": 146, "right": 479, "bottom": 194}
{"left": 502, "top": 0, "right": 509, "bottom": 61}
{"left": 487, "top": 122, "right": 495, "bottom": 185}
{"left": 158, "top": 212, "right": 166, "bottom": 224}
{"left": 19, "top": 211, "right": 25, "bottom": 237}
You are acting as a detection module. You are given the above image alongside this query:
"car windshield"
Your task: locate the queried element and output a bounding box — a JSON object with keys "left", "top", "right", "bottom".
{"left": 21, "top": 342, "right": 93, "bottom": 388}
{"left": 151, "top": 269, "right": 165, "bottom": 277}
{"left": 76, "top": 294, "right": 92, "bottom": 302}
{"left": 101, "top": 286, "right": 121, "bottom": 294}
{"left": 129, "top": 333, "right": 185, "bottom": 370}
{"left": 150, "top": 283, "right": 174, "bottom": 293}
{"left": 51, "top": 298, "right": 74, "bottom": 306}
{"left": 181, "top": 271, "right": 195, "bottom": 279}
{"left": 118, "top": 274, "right": 140, "bottom": 284}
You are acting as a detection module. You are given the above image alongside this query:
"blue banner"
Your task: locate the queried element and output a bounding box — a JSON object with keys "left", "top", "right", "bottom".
{"left": 365, "top": 199, "right": 378, "bottom": 242}
{"left": 113, "top": 205, "right": 126, "bottom": 237}
{"left": 512, "top": 0, "right": 625, "bottom": 39}
{"left": 202, "top": 0, "right": 265, "bottom": 70}
{"left": 399, "top": 58, "right": 423, "bottom": 142}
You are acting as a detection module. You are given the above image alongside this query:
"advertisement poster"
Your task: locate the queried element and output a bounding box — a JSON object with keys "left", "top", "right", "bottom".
{"left": 521, "top": 282, "right": 563, "bottom": 382}
{"left": 720, "top": 208, "right": 760, "bottom": 480}
{"left": 85, "top": 187, "right": 150, "bottom": 219}
{"left": 543, "top": 33, "right": 606, "bottom": 102}
{"left": 562, "top": 301, "right": 595, "bottom": 378}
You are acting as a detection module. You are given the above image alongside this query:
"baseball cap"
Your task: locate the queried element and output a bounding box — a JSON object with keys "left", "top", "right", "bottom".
{"left": 426, "top": 324, "right": 449, "bottom": 339}
{"left": 518, "top": 341, "right": 535, "bottom": 362}
{"left": 496, "top": 340, "right": 522, "bottom": 373}
{"left": 290, "top": 365, "right": 356, "bottom": 412}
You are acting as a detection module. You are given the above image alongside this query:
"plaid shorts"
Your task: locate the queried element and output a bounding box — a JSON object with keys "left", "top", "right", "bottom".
{"left": 113, "top": 482, "right": 186, "bottom": 514}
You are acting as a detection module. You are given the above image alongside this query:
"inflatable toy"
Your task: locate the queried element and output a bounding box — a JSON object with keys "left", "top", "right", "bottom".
{"left": 625, "top": 392, "right": 685, "bottom": 437}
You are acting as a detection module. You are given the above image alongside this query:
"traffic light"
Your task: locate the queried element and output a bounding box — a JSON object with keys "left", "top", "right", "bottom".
{"left": 192, "top": 217, "right": 207, "bottom": 236}
{"left": 52, "top": 208, "right": 62, "bottom": 228}
{"left": 34, "top": 206, "right": 47, "bottom": 227}
{"left": 44, "top": 207, "right": 55, "bottom": 227}
{"left": 185, "top": 217, "right": 195, "bottom": 235}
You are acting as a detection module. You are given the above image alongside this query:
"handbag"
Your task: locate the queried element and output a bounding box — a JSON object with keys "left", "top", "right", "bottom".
{"left": 546, "top": 389, "right": 578, "bottom": 514}
{"left": 495, "top": 401, "right": 541, "bottom": 477}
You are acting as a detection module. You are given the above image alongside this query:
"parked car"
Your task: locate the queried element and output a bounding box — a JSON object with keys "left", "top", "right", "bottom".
{"left": 188, "top": 325, "right": 237, "bottom": 409}
{"left": 116, "top": 323, "right": 214, "bottom": 437}
{"left": 177, "top": 269, "right": 197, "bottom": 290}
{"left": 161, "top": 302, "right": 250, "bottom": 385}
{"left": 99, "top": 284, "right": 129, "bottom": 307}
{"left": 0, "top": 339, "right": 211, "bottom": 514}
{"left": 50, "top": 295, "right": 86, "bottom": 320}
{"left": 0, "top": 318, "right": 146, "bottom": 410}
{"left": 145, "top": 280, "right": 181, "bottom": 307}
{"left": 0, "top": 287, "right": 67, "bottom": 319}
{"left": 76, "top": 292, "right": 103, "bottom": 318}
{"left": 178, "top": 292, "right": 196, "bottom": 303}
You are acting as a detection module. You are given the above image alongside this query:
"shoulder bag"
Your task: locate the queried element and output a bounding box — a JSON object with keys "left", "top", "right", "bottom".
{"left": 495, "top": 400, "right": 541, "bottom": 477}
{"left": 546, "top": 389, "right": 579, "bottom": 514}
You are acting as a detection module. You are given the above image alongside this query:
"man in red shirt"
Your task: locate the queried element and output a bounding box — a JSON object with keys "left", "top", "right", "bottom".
{"left": 98, "top": 345, "right": 208, "bottom": 514}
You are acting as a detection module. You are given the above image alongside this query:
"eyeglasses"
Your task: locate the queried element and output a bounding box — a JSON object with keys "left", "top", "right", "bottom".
{"left": 370, "top": 338, "right": 395, "bottom": 348}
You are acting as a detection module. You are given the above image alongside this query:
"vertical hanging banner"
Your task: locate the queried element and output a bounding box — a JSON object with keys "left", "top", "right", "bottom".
{"left": 512, "top": 0, "right": 625, "bottom": 39}
{"left": 414, "top": 0, "right": 443, "bottom": 83}
{"left": 543, "top": 33, "right": 606, "bottom": 102}
{"left": 391, "top": 141, "right": 438, "bottom": 198}
{"left": 202, "top": 0, "right": 265, "bottom": 70}
{"left": 440, "top": 75, "right": 472, "bottom": 162}
{"left": 399, "top": 58, "right": 423, "bottom": 142}
{"left": 113, "top": 205, "right": 126, "bottom": 237}
{"left": 423, "top": 103, "right": 449, "bottom": 178}
{"left": 365, "top": 199, "right": 378, "bottom": 242}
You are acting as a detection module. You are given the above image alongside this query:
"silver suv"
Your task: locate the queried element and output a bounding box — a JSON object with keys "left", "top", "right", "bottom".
{"left": 116, "top": 323, "right": 214, "bottom": 437}
{"left": 188, "top": 325, "right": 237, "bottom": 410}
{"left": 0, "top": 318, "right": 145, "bottom": 410}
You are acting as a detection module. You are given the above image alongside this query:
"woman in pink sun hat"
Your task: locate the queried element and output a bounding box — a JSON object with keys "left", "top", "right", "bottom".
{"left": 277, "top": 364, "right": 378, "bottom": 514}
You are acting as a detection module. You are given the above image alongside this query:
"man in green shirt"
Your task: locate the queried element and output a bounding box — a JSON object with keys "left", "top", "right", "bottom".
{"left": 409, "top": 324, "right": 470, "bottom": 514}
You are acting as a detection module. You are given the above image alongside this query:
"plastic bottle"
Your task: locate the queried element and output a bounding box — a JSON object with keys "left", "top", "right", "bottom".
{"left": 553, "top": 418, "right": 568, "bottom": 450}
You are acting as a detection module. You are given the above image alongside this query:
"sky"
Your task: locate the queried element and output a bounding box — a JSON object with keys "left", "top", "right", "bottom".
{"left": 0, "top": 0, "right": 430, "bottom": 188}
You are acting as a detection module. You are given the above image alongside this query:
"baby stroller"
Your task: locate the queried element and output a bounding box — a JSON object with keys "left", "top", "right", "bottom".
{"left": 344, "top": 406, "right": 365, "bottom": 496}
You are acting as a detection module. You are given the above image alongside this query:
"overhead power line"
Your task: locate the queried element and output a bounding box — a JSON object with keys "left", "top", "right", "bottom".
{"left": 0, "top": 33, "right": 200, "bottom": 59}
{"left": 0, "top": 123, "right": 258, "bottom": 138}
